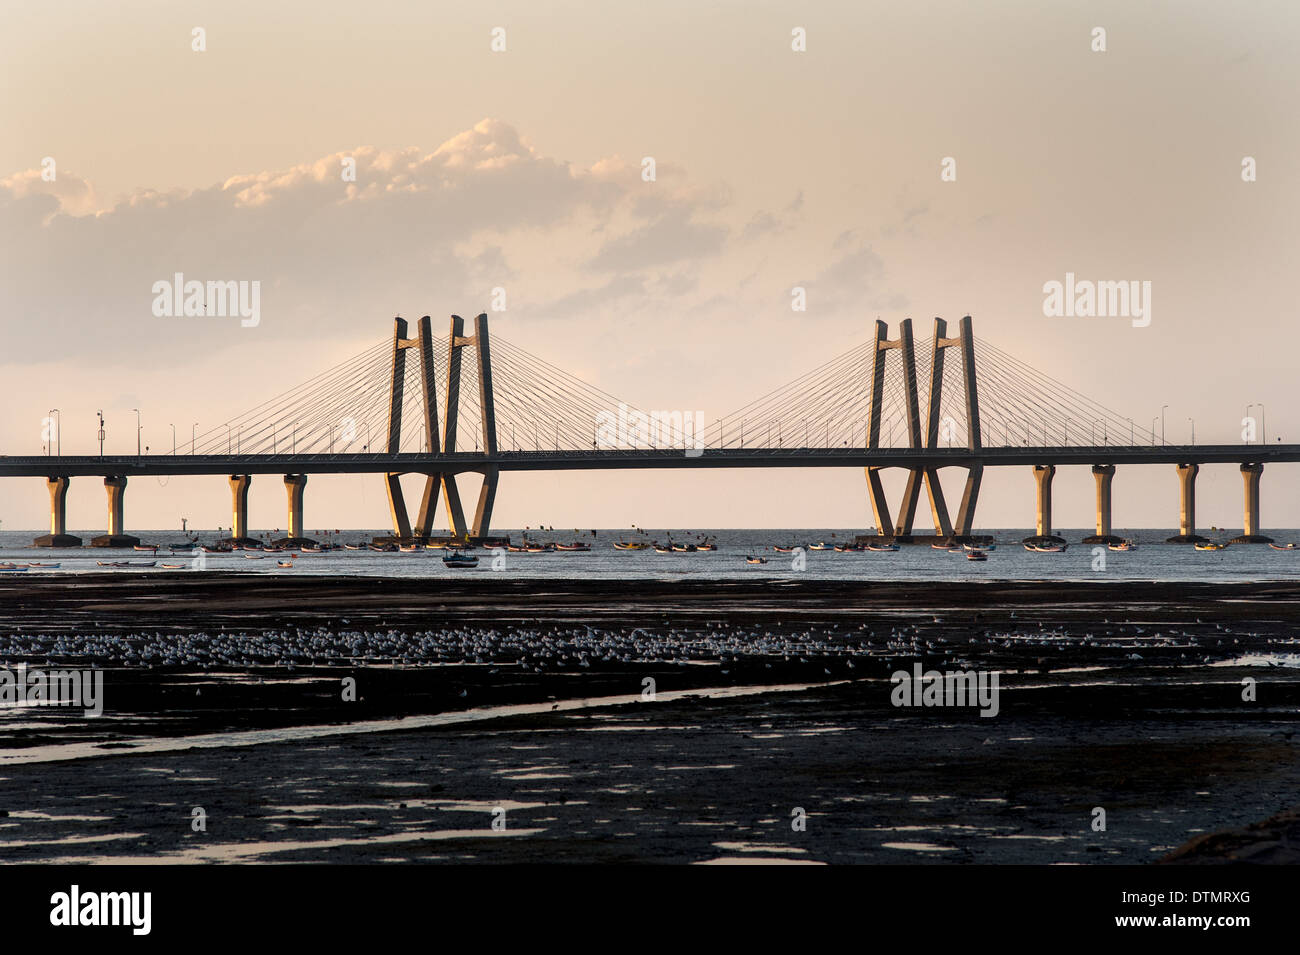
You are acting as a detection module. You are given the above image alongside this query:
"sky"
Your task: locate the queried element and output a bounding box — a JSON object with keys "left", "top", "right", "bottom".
{"left": 2, "top": 0, "right": 1298, "bottom": 534}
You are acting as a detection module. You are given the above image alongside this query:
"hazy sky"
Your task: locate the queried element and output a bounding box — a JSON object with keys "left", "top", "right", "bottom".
{"left": 2, "top": 1, "right": 1298, "bottom": 533}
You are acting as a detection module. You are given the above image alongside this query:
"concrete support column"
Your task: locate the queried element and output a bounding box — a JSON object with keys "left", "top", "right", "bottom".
{"left": 1232, "top": 463, "right": 1272, "bottom": 543}
{"left": 1082, "top": 465, "right": 1119, "bottom": 544}
{"left": 228, "top": 474, "right": 252, "bottom": 543}
{"left": 1024, "top": 464, "right": 1059, "bottom": 543}
{"left": 865, "top": 467, "right": 893, "bottom": 537}
{"left": 385, "top": 473, "right": 412, "bottom": 540}
{"left": 283, "top": 474, "right": 308, "bottom": 542}
{"left": 91, "top": 476, "right": 139, "bottom": 547}
{"left": 35, "top": 477, "right": 81, "bottom": 547}
{"left": 1167, "top": 463, "right": 1205, "bottom": 543}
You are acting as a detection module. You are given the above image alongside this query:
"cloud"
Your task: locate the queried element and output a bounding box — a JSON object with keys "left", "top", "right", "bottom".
{"left": 0, "top": 120, "right": 733, "bottom": 365}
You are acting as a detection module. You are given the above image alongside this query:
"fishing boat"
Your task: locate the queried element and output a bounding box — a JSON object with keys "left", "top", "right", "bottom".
{"left": 654, "top": 545, "right": 673, "bottom": 554}
{"left": 0, "top": 565, "right": 28, "bottom": 572}
{"left": 931, "top": 542, "right": 957, "bottom": 551}
{"left": 963, "top": 542, "right": 996, "bottom": 552}
{"left": 1109, "top": 539, "right": 1137, "bottom": 552}
{"left": 1194, "top": 541, "right": 1228, "bottom": 551}
{"left": 525, "top": 546, "right": 549, "bottom": 553}
{"left": 966, "top": 549, "right": 988, "bottom": 561}
{"left": 696, "top": 542, "right": 717, "bottom": 552}
{"left": 554, "top": 542, "right": 591, "bottom": 552}
{"left": 1025, "top": 543, "right": 1067, "bottom": 553}
{"left": 243, "top": 554, "right": 264, "bottom": 560}
{"left": 97, "top": 560, "right": 156, "bottom": 568}
{"left": 834, "top": 543, "right": 863, "bottom": 552}
{"left": 1268, "top": 542, "right": 1297, "bottom": 551}
{"left": 23, "top": 562, "right": 60, "bottom": 568}
{"left": 809, "top": 542, "right": 831, "bottom": 550}
{"left": 745, "top": 556, "right": 768, "bottom": 565}
{"left": 398, "top": 544, "right": 419, "bottom": 552}
{"left": 277, "top": 559, "right": 294, "bottom": 568}
{"left": 160, "top": 562, "right": 185, "bottom": 569}
{"left": 344, "top": 543, "right": 365, "bottom": 550}
{"left": 772, "top": 545, "right": 797, "bottom": 553}
{"left": 442, "top": 551, "right": 479, "bottom": 568}
{"left": 867, "top": 542, "right": 900, "bottom": 552}
{"left": 671, "top": 543, "right": 697, "bottom": 553}
{"left": 613, "top": 541, "right": 648, "bottom": 550}
{"left": 134, "top": 544, "right": 158, "bottom": 552}
{"left": 369, "top": 543, "right": 397, "bottom": 552}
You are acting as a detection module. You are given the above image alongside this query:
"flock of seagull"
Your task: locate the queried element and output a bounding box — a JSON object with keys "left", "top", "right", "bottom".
{"left": 0, "top": 618, "right": 1289, "bottom": 671}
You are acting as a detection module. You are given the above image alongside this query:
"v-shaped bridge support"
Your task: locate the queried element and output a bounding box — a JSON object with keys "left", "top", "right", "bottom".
{"left": 864, "top": 315, "right": 983, "bottom": 541}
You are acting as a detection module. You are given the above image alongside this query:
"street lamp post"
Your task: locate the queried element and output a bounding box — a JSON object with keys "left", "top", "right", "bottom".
{"left": 131, "top": 408, "right": 141, "bottom": 457}
{"left": 1161, "top": 405, "right": 1168, "bottom": 446}
{"left": 191, "top": 423, "right": 197, "bottom": 454}
{"left": 1188, "top": 417, "right": 1195, "bottom": 445}
{"left": 97, "top": 410, "right": 105, "bottom": 458}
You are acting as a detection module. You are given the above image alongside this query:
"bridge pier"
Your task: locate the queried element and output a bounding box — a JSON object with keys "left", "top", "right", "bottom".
{"left": 1023, "top": 464, "right": 1064, "bottom": 545}
{"left": 1166, "top": 463, "right": 1207, "bottom": 543}
{"left": 34, "top": 476, "right": 82, "bottom": 547}
{"left": 222, "top": 474, "right": 258, "bottom": 546}
{"left": 1082, "top": 465, "right": 1122, "bottom": 544}
{"left": 1231, "top": 463, "right": 1272, "bottom": 543}
{"left": 276, "top": 474, "right": 316, "bottom": 546}
{"left": 471, "top": 467, "right": 499, "bottom": 539}
{"left": 91, "top": 475, "right": 140, "bottom": 547}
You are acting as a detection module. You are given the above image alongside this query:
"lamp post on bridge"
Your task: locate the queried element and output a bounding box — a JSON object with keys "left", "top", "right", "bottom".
{"left": 1161, "top": 404, "right": 1168, "bottom": 446}
{"left": 131, "top": 408, "right": 141, "bottom": 458}
{"left": 170, "top": 423, "right": 176, "bottom": 455}
{"left": 191, "top": 423, "right": 197, "bottom": 454}
{"left": 1188, "top": 417, "right": 1195, "bottom": 445}
{"left": 97, "top": 410, "right": 105, "bottom": 458}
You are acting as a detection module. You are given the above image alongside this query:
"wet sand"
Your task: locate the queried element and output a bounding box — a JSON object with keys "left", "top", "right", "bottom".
{"left": 1, "top": 575, "right": 1297, "bottom": 863}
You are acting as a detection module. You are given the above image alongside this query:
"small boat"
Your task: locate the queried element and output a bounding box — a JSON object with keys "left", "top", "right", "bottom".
{"left": 525, "top": 546, "right": 548, "bottom": 553}
{"left": 243, "top": 554, "right": 265, "bottom": 560}
{"left": 168, "top": 541, "right": 198, "bottom": 549}
{"left": 399, "top": 544, "right": 419, "bottom": 552}
{"left": 613, "top": 541, "right": 647, "bottom": 550}
{"left": 22, "top": 562, "right": 60, "bottom": 568}
{"left": 134, "top": 544, "right": 158, "bottom": 552}
{"left": 160, "top": 562, "right": 185, "bottom": 569}
{"left": 0, "top": 565, "right": 29, "bottom": 573}
{"left": 96, "top": 560, "right": 155, "bottom": 568}
{"left": 369, "top": 543, "right": 397, "bottom": 552}
{"left": 696, "top": 542, "right": 717, "bottom": 552}
{"left": 966, "top": 549, "right": 988, "bottom": 561}
{"left": 442, "top": 551, "right": 479, "bottom": 568}
{"left": 745, "top": 556, "right": 768, "bottom": 565}
{"left": 1109, "top": 539, "right": 1137, "bottom": 552}
{"left": 344, "top": 543, "right": 365, "bottom": 550}
{"left": 671, "top": 543, "right": 697, "bottom": 553}
{"left": 833, "top": 543, "right": 863, "bottom": 552}
{"left": 1195, "top": 541, "right": 1228, "bottom": 551}
{"left": 866, "top": 542, "right": 900, "bottom": 552}
{"left": 809, "top": 542, "right": 831, "bottom": 550}
{"left": 931, "top": 541, "right": 957, "bottom": 550}
{"left": 654, "top": 545, "right": 673, "bottom": 554}
{"left": 277, "top": 559, "right": 294, "bottom": 568}
{"left": 772, "top": 545, "right": 797, "bottom": 553}
{"left": 1268, "top": 542, "right": 1297, "bottom": 551}
{"left": 554, "top": 542, "right": 591, "bottom": 552}
{"left": 1025, "top": 543, "right": 1067, "bottom": 553}
{"left": 963, "top": 543, "right": 995, "bottom": 552}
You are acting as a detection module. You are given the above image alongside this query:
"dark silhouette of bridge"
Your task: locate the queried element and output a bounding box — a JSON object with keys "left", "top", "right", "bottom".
{"left": 15, "top": 315, "right": 1290, "bottom": 547}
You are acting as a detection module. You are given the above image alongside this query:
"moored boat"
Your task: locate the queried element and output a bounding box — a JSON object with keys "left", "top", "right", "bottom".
{"left": 866, "top": 542, "right": 899, "bottom": 552}
{"left": 1109, "top": 539, "right": 1137, "bottom": 551}
{"left": 745, "top": 555, "right": 768, "bottom": 565}
{"left": 1194, "top": 541, "right": 1228, "bottom": 551}
{"left": 966, "top": 549, "right": 988, "bottom": 561}
{"left": 442, "top": 551, "right": 479, "bottom": 568}
{"left": 1268, "top": 542, "right": 1297, "bottom": 551}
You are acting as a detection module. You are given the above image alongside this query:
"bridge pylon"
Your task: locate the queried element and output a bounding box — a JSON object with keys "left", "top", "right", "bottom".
{"left": 381, "top": 313, "right": 501, "bottom": 543}
{"left": 865, "top": 315, "right": 985, "bottom": 542}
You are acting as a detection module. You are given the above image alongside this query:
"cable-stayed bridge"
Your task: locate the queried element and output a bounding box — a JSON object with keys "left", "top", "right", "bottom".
{"left": 11, "top": 315, "right": 1294, "bottom": 548}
